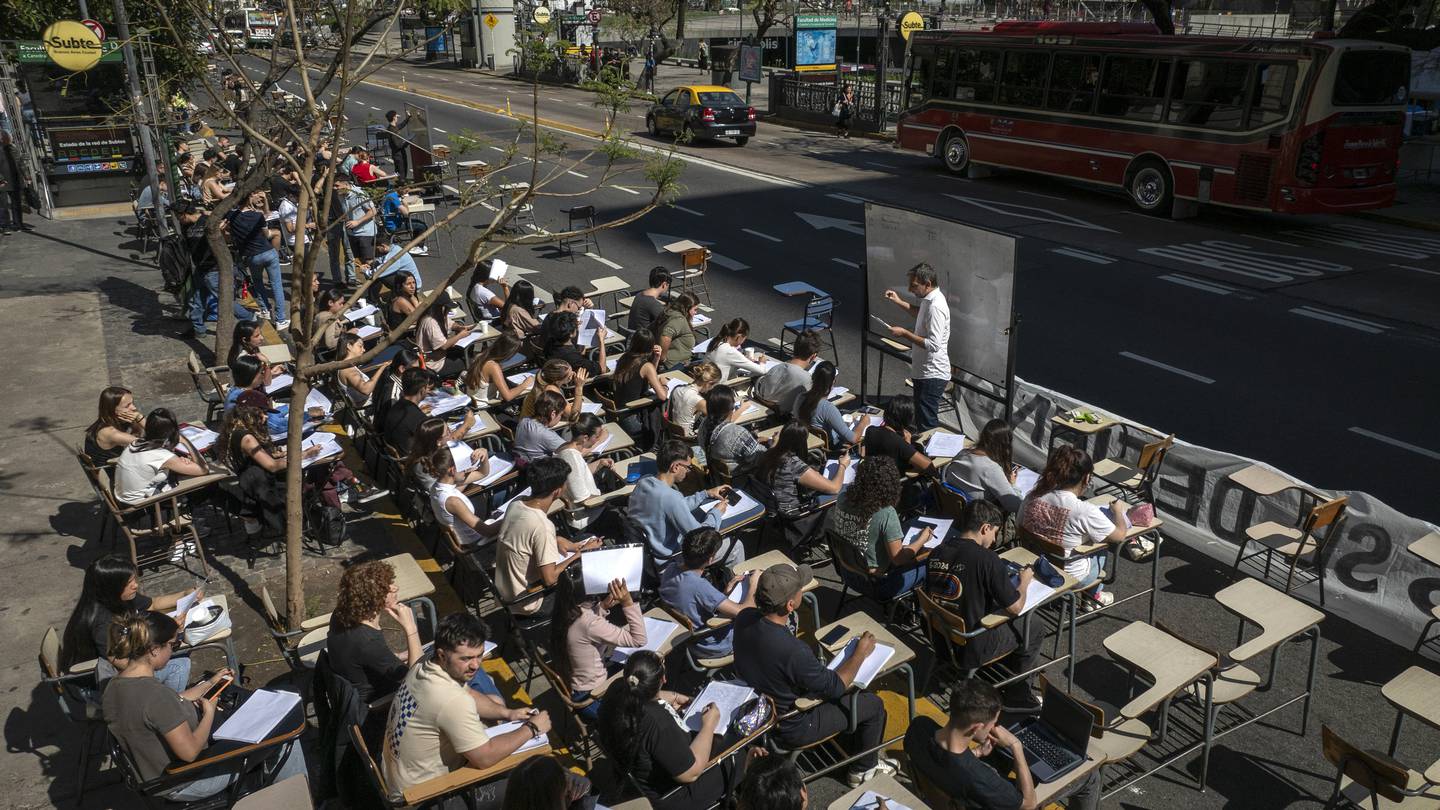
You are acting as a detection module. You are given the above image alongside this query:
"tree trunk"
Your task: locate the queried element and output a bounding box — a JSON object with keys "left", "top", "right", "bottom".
{"left": 209, "top": 232, "right": 238, "bottom": 363}
{"left": 1139, "top": 0, "right": 1175, "bottom": 34}
{"left": 284, "top": 346, "right": 311, "bottom": 629}
{"left": 677, "top": 0, "right": 688, "bottom": 39}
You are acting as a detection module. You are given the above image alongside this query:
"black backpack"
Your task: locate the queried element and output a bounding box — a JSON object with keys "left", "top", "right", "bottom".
{"left": 156, "top": 233, "right": 194, "bottom": 300}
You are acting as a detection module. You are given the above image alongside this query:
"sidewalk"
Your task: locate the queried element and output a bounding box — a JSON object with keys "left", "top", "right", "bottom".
{"left": 1358, "top": 181, "right": 1440, "bottom": 232}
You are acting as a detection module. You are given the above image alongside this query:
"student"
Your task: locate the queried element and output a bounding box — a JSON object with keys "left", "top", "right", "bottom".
{"left": 60, "top": 554, "right": 199, "bottom": 688}
{"left": 667, "top": 361, "right": 720, "bottom": 440}
{"left": 114, "top": 407, "right": 210, "bottom": 507}
{"left": 904, "top": 679, "right": 1100, "bottom": 810}
{"left": 466, "top": 260, "right": 509, "bottom": 320}
{"left": 698, "top": 384, "right": 764, "bottom": 478}
{"left": 550, "top": 572, "right": 645, "bottom": 720}
{"left": 104, "top": 611, "right": 304, "bottom": 802}
{"left": 382, "top": 612, "right": 566, "bottom": 809}
{"left": 352, "top": 150, "right": 391, "bottom": 185}
{"left": 540, "top": 310, "right": 606, "bottom": 378}
{"left": 406, "top": 416, "right": 487, "bottom": 492}
{"left": 628, "top": 439, "right": 741, "bottom": 566}
{"left": 824, "top": 456, "right": 929, "bottom": 600}
{"left": 226, "top": 319, "right": 267, "bottom": 369}
{"left": 385, "top": 270, "right": 421, "bottom": 330}
{"left": 659, "top": 527, "right": 761, "bottom": 659}
{"left": 794, "top": 361, "right": 867, "bottom": 448}
{"left": 84, "top": 386, "right": 145, "bottom": 468}
{"left": 555, "top": 285, "right": 595, "bottom": 313}
{"left": 557, "top": 413, "right": 617, "bottom": 530}
{"left": 338, "top": 173, "right": 379, "bottom": 264}
{"left": 943, "top": 418, "right": 1023, "bottom": 513}
{"left": 227, "top": 190, "right": 287, "bottom": 328}
{"left": 384, "top": 368, "right": 474, "bottom": 451}
{"left": 881, "top": 262, "right": 951, "bottom": 431}
{"left": 428, "top": 447, "right": 500, "bottom": 547}
{"left": 326, "top": 559, "right": 424, "bottom": 704}
{"left": 465, "top": 334, "right": 533, "bottom": 405}
{"left": 313, "top": 287, "right": 351, "bottom": 354}
{"left": 335, "top": 333, "right": 391, "bottom": 408}
{"left": 499, "top": 279, "right": 542, "bottom": 342}
{"left": 927, "top": 500, "right": 1040, "bottom": 707}
{"left": 373, "top": 230, "right": 424, "bottom": 285}
{"left": 752, "top": 330, "right": 820, "bottom": 413}
{"left": 656, "top": 292, "right": 701, "bottom": 370}
{"left": 379, "top": 185, "right": 428, "bottom": 254}
{"left": 707, "top": 318, "right": 768, "bottom": 381}
{"left": 372, "top": 346, "right": 420, "bottom": 427}
{"left": 862, "top": 395, "right": 935, "bottom": 476}
{"left": 514, "top": 390, "right": 570, "bottom": 464}
{"left": 501, "top": 755, "right": 594, "bottom": 810}
{"left": 1019, "top": 445, "right": 1130, "bottom": 611}
{"left": 732, "top": 564, "right": 893, "bottom": 787}
{"left": 736, "top": 755, "right": 808, "bottom": 810}
{"left": 608, "top": 330, "right": 667, "bottom": 442}
{"left": 754, "top": 422, "right": 847, "bottom": 525}
{"left": 495, "top": 458, "right": 599, "bottom": 617}
{"left": 219, "top": 401, "right": 326, "bottom": 535}
{"left": 416, "top": 294, "right": 475, "bottom": 380}
{"left": 627, "top": 267, "right": 670, "bottom": 335}
{"left": 597, "top": 650, "right": 732, "bottom": 809}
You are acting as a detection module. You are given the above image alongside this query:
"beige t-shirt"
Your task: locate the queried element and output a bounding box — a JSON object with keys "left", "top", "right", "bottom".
{"left": 495, "top": 501, "right": 561, "bottom": 614}
{"left": 382, "top": 659, "right": 491, "bottom": 801}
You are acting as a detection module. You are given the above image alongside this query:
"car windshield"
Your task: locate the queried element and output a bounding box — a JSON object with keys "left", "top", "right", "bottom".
{"left": 1333, "top": 50, "right": 1409, "bottom": 106}
{"left": 697, "top": 92, "right": 746, "bottom": 106}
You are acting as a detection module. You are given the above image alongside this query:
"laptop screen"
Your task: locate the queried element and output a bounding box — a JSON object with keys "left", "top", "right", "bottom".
{"left": 1040, "top": 681, "right": 1094, "bottom": 750}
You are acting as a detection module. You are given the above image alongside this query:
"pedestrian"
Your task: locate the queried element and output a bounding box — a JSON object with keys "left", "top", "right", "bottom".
{"left": 226, "top": 190, "right": 287, "bottom": 329}
{"left": 174, "top": 200, "right": 256, "bottom": 339}
{"left": 697, "top": 41, "right": 709, "bottom": 71}
{"left": 882, "top": 262, "right": 951, "bottom": 432}
{"left": 0, "top": 131, "right": 29, "bottom": 233}
{"left": 834, "top": 84, "right": 855, "bottom": 138}
{"left": 643, "top": 53, "right": 657, "bottom": 93}
{"left": 384, "top": 109, "right": 412, "bottom": 182}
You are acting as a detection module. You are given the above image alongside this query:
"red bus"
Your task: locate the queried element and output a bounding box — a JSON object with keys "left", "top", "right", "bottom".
{"left": 896, "top": 22, "right": 1411, "bottom": 215}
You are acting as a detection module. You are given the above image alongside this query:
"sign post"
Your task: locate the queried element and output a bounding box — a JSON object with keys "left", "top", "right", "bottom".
{"left": 792, "top": 13, "right": 837, "bottom": 73}
{"left": 738, "top": 44, "right": 762, "bottom": 104}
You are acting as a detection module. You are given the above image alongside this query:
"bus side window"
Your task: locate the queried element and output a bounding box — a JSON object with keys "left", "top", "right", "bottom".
{"left": 1167, "top": 60, "right": 1250, "bottom": 130}
{"left": 1249, "top": 63, "right": 1296, "bottom": 126}
{"left": 1047, "top": 53, "right": 1100, "bottom": 113}
{"left": 1099, "top": 56, "right": 1170, "bottom": 122}
{"left": 999, "top": 50, "right": 1051, "bottom": 108}
{"left": 932, "top": 48, "right": 958, "bottom": 102}
{"left": 907, "top": 46, "right": 935, "bottom": 108}
{"left": 953, "top": 48, "right": 999, "bottom": 103}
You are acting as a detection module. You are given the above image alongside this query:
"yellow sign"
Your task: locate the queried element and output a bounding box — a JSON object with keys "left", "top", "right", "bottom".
{"left": 484, "top": 13, "right": 499, "bottom": 28}
{"left": 532, "top": 6, "right": 552, "bottom": 24}
{"left": 899, "top": 11, "right": 925, "bottom": 41}
{"left": 43, "top": 20, "right": 105, "bottom": 72}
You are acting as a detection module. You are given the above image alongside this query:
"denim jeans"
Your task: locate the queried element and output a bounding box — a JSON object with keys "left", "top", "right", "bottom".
{"left": 164, "top": 739, "right": 309, "bottom": 801}
{"left": 467, "top": 667, "right": 503, "bottom": 698}
{"left": 95, "top": 655, "right": 192, "bottom": 694}
{"left": 327, "top": 227, "right": 353, "bottom": 286}
{"left": 190, "top": 270, "right": 257, "bottom": 334}
{"left": 247, "top": 249, "right": 286, "bottom": 322}
{"left": 1071, "top": 554, "right": 1105, "bottom": 593}
{"left": 912, "top": 376, "right": 948, "bottom": 432}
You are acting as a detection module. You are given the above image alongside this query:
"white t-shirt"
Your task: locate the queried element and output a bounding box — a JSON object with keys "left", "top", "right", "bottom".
{"left": 559, "top": 447, "right": 601, "bottom": 504}
{"left": 277, "top": 198, "right": 309, "bottom": 247}
{"left": 469, "top": 282, "right": 502, "bottom": 319}
{"left": 1018, "top": 489, "right": 1114, "bottom": 578}
{"left": 708, "top": 341, "right": 766, "bottom": 382}
{"left": 382, "top": 659, "right": 491, "bottom": 802}
{"left": 667, "top": 384, "right": 704, "bottom": 439}
{"left": 114, "top": 445, "right": 177, "bottom": 504}
{"left": 430, "top": 481, "right": 484, "bottom": 546}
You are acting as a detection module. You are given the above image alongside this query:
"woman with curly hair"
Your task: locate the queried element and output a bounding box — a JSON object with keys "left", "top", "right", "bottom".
{"left": 823, "top": 455, "right": 930, "bottom": 599}
{"left": 325, "top": 559, "right": 423, "bottom": 704}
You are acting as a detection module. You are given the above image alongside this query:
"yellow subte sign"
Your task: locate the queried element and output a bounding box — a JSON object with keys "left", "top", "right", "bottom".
{"left": 484, "top": 13, "right": 499, "bottom": 28}
{"left": 43, "top": 20, "right": 104, "bottom": 72}
{"left": 899, "top": 11, "right": 925, "bottom": 41}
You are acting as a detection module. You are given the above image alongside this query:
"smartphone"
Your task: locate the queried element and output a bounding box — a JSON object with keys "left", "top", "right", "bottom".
{"left": 725, "top": 489, "right": 743, "bottom": 506}
{"left": 203, "top": 675, "right": 234, "bottom": 701}
{"left": 820, "top": 625, "right": 850, "bottom": 647}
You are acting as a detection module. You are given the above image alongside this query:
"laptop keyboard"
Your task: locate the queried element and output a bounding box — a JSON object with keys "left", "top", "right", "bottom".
{"left": 1017, "top": 727, "right": 1074, "bottom": 770}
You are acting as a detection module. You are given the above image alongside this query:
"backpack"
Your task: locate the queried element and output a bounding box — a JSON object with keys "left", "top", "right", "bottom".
{"left": 156, "top": 233, "right": 194, "bottom": 299}
{"left": 306, "top": 499, "right": 349, "bottom": 548}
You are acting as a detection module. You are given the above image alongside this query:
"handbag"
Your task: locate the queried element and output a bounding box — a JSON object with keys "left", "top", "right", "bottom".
{"left": 733, "top": 695, "right": 772, "bottom": 736}
{"left": 182, "top": 602, "right": 232, "bottom": 645}
{"left": 831, "top": 102, "right": 843, "bottom": 117}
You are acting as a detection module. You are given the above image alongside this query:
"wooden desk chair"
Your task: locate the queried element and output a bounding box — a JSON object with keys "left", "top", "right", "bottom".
{"left": 826, "top": 530, "right": 919, "bottom": 626}
{"left": 659, "top": 603, "right": 735, "bottom": 676}
{"left": 933, "top": 478, "right": 971, "bottom": 517}
{"left": 1093, "top": 433, "right": 1174, "bottom": 504}
{"left": 76, "top": 450, "right": 220, "bottom": 577}
{"left": 560, "top": 204, "right": 600, "bottom": 258}
{"left": 1321, "top": 725, "right": 1440, "bottom": 809}
{"left": 914, "top": 589, "right": 1031, "bottom": 695}
{"left": 187, "top": 351, "right": 229, "bottom": 422}
{"left": 349, "top": 722, "right": 478, "bottom": 810}
{"left": 311, "top": 650, "right": 387, "bottom": 806}
{"left": 907, "top": 756, "right": 964, "bottom": 810}
{"left": 620, "top": 698, "right": 775, "bottom": 801}
{"left": 1232, "top": 496, "right": 1348, "bottom": 606}
{"left": 259, "top": 584, "right": 332, "bottom": 672}
{"left": 439, "top": 524, "right": 497, "bottom": 611}
{"left": 677, "top": 247, "right": 712, "bottom": 306}
{"left": 530, "top": 652, "right": 599, "bottom": 769}
{"left": 39, "top": 627, "right": 104, "bottom": 800}
{"left": 1017, "top": 523, "right": 1115, "bottom": 591}
{"left": 233, "top": 774, "right": 312, "bottom": 809}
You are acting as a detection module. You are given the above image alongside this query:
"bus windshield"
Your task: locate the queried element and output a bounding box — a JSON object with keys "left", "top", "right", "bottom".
{"left": 1333, "top": 50, "right": 1409, "bottom": 106}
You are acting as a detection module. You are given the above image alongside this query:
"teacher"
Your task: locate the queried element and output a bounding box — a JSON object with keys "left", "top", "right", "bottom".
{"left": 883, "top": 262, "right": 951, "bottom": 431}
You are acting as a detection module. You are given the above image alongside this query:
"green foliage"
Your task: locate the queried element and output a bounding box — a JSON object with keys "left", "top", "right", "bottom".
{"left": 535, "top": 130, "right": 569, "bottom": 158}
{"left": 451, "top": 128, "right": 487, "bottom": 156}
{"left": 0, "top": 0, "right": 209, "bottom": 86}
{"left": 645, "top": 152, "right": 686, "bottom": 203}
{"left": 598, "top": 134, "right": 640, "bottom": 164}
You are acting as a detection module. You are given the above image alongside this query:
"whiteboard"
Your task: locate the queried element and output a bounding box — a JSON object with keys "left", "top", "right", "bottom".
{"left": 863, "top": 203, "right": 1016, "bottom": 388}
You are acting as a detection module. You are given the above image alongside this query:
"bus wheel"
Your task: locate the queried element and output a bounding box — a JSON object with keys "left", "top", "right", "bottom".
{"left": 941, "top": 132, "right": 970, "bottom": 174}
{"left": 1128, "top": 161, "right": 1173, "bottom": 215}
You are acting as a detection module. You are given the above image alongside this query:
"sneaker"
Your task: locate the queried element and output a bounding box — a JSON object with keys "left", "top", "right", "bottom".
{"left": 1083, "top": 590, "right": 1115, "bottom": 613}
{"left": 350, "top": 480, "right": 390, "bottom": 505}
{"left": 275, "top": 319, "right": 291, "bottom": 330}
{"left": 410, "top": 245, "right": 430, "bottom": 256}
{"left": 170, "top": 544, "right": 186, "bottom": 563}
{"left": 846, "top": 756, "right": 898, "bottom": 787}
{"left": 257, "top": 308, "right": 272, "bottom": 321}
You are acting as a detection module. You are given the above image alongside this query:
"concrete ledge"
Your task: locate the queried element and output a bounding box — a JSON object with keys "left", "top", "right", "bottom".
{"left": 48, "top": 202, "right": 133, "bottom": 221}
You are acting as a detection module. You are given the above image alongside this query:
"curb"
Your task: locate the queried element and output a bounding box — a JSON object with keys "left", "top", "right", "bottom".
{"left": 762, "top": 115, "right": 897, "bottom": 143}
{"left": 1351, "top": 207, "right": 1440, "bottom": 232}
{"left": 359, "top": 74, "right": 612, "bottom": 141}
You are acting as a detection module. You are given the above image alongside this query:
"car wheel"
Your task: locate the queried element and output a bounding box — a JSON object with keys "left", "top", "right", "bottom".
{"left": 941, "top": 131, "right": 970, "bottom": 174}
{"left": 1128, "top": 160, "right": 1173, "bottom": 215}
{"left": 648, "top": 116, "right": 662, "bottom": 137}
{"left": 735, "top": 136, "right": 749, "bottom": 146}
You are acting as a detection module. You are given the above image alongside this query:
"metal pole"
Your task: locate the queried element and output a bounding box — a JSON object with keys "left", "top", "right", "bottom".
{"left": 472, "top": 0, "right": 484, "bottom": 68}
{"left": 113, "top": 0, "right": 168, "bottom": 237}
{"left": 78, "top": 0, "right": 90, "bottom": 19}
{"left": 873, "top": 3, "right": 886, "bottom": 130}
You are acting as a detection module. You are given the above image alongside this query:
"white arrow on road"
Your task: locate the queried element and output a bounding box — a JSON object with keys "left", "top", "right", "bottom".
{"left": 796, "top": 212, "right": 864, "bottom": 235}
{"left": 943, "top": 194, "right": 1116, "bottom": 233}
{"left": 644, "top": 233, "right": 749, "bottom": 271}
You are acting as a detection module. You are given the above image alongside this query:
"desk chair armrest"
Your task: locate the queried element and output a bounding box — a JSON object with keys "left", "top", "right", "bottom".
{"left": 122, "top": 471, "right": 235, "bottom": 511}
{"left": 580, "top": 486, "right": 635, "bottom": 509}
{"left": 163, "top": 720, "right": 304, "bottom": 778}
{"left": 402, "top": 747, "right": 551, "bottom": 806}
{"left": 43, "top": 669, "right": 99, "bottom": 689}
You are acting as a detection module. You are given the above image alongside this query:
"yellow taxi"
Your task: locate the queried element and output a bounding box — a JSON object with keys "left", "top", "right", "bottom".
{"left": 646, "top": 85, "right": 757, "bottom": 145}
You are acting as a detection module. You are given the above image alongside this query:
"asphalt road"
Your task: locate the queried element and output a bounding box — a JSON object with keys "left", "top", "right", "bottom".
{"left": 240, "top": 57, "right": 1440, "bottom": 524}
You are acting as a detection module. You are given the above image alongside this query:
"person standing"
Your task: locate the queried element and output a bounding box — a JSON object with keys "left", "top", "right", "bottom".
{"left": 834, "top": 85, "right": 855, "bottom": 139}
{"left": 226, "top": 190, "right": 287, "bottom": 328}
{"left": 883, "top": 262, "right": 950, "bottom": 432}
{"left": 384, "top": 110, "right": 413, "bottom": 182}
{"left": 0, "top": 131, "right": 28, "bottom": 233}
{"left": 175, "top": 200, "right": 256, "bottom": 339}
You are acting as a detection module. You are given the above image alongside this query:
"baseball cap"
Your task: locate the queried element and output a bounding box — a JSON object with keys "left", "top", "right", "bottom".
{"left": 234, "top": 389, "right": 276, "bottom": 412}
{"left": 755, "top": 563, "right": 812, "bottom": 613}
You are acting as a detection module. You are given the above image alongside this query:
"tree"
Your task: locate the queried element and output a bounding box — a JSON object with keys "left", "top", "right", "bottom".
{"left": 154, "top": 0, "right": 685, "bottom": 628}
{"left": 1, "top": 0, "right": 211, "bottom": 85}
{"left": 1137, "top": 0, "right": 1175, "bottom": 34}
{"left": 607, "top": 0, "right": 679, "bottom": 60}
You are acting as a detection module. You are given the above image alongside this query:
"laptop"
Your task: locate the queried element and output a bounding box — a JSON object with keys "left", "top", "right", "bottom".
{"left": 1000, "top": 680, "right": 1092, "bottom": 782}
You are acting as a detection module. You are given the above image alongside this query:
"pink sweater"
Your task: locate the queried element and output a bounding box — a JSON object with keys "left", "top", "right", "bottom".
{"left": 566, "top": 601, "right": 646, "bottom": 693}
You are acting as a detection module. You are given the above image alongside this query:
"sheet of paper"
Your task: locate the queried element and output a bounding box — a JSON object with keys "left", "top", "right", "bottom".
{"left": 869, "top": 314, "right": 893, "bottom": 332}
{"left": 691, "top": 313, "right": 712, "bottom": 327}
{"left": 422, "top": 392, "right": 471, "bottom": 418}
{"left": 489, "top": 258, "right": 508, "bottom": 281}
{"left": 825, "top": 639, "right": 896, "bottom": 689}
{"left": 612, "top": 617, "right": 679, "bottom": 662}
{"left": 454, "top": 331, "right": 486, "bottom": 349}
{"left": 265, "top": 373, "right": 294, "bottom": 394}
{"left": 692, "top": 337, "right": 713, "bottom": 354}
{"left": 580, "top": 545, "right": 644, "bottom": 595}
{"left": 1018, "top": 577, "right": 1059, "bottom": 617}
{"left": 843, "top": 411, "right": 884, "bottom": 430}
{"left": 664, "top": 377, "right": 686, "bottom": 396}
{"left": 345, "top": 304, "right": 378, "bottom": 322}
{"left": 448, "top": 441, "right": 478, "bottom": 472}
{"left": 1015, "top": 467, "right": 1040, "bottom": 500}
{"left": 682, "top": 681, "right": 757, "bottom": 735}
{"left": 823, "top": 459, "right": 858, "bottom": 486}
{"left": 588, "top": 430, "right": 615, "bottom": 456}
{"left": 305, "top": 388, "right": 332, "bottom": 416}
{"left": 828, "top": 386, "right": 850, "bottom": 401}
{"left": 903, "top": 516, "right": 954, "bottom": 549}
{"left": 700, "top": 489, "right": 763, "bottom": 523}
{"left": 924, "top": 431, "right": 966, "bottom": 458}
{"left": 168, "top": 588, "right": 201, "bottom": 620}
{"left": 580, "top": 401, "right": 604, "bottom": 415}
{"left": 507, "top": 371, "right": 536, "bottom": 386}
{"left": 213, "top": 689, "right": 302, "bottom": 744}
{"left": 605, "top": 356, "right": 619, "bottom": 373}
{"left": 484, "top": 486, "right": 531, "bottom": 526}
{"left": 476, "top": 454, "right": 515, "bottom": 488}
{"left": 737, "top": 402, "right": 764, "bottom": 420}
{"left": 850, "top": 790, "right": 915, "bottom": 810}
{"left": 354, "top": 324, "right": 382, "bottom": 340}
{"left": 577, "top": 309, "right": 607, "bottom": 348}
{"left": 728, "top": 577, "right": 751, "bottom": 604}
{"left": 180, "top": 424, "right": 219, "bottom": 453}
{"left": 258, "top": 343, "right": 292, "bottom": 364}
{"left": 301, "top": 433, "right": 343, "bottom": 468}
{"left": 485, "top": 719, "right": 549, "bottom": 753}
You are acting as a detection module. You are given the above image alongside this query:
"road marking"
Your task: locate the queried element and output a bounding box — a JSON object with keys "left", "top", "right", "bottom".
{"left": 742, "top": 228, "right": 782, "bottom": 243}
{"left": 1281, "top": 223, "right": 1440, "bottom": 260}
{"left": 610, "top": 185, "right": 640, "bottom": 195}
{"left": 1139, "top": 241, "right": 1350, "bottom": 284}
{"left": 1049, "top": 247, "right": 1114, "bottom": 265}
{"left": 1158, "top": 274, "right": 1235, "bottom": 296}
{"left": 944, "top": 194, "right": 1115, "bottom": 232}
{"left": 567, "top": 170, "right": 588, "bottom": 178}
{"left": 672, "top": 204, "right": 704, "bottom": 217}
{"left": 574, "top": 102, "right": 591, "bottom": 107}
{"left": 585, "top": 252, "right": 623, "bottom": 270}
{"left": 433, "top": 127, "right": 448, "bottom": 133}
{"left": 1290, "top": 306, "right": 1387, "bottom": 334}
{"left": 488, "top": 146, "right": 507, "bottom": 153}
{"left": 547, "top": 96, "right": 566, "bottom": 103}
{"left": 1012, "top": 189, "right": 1067, "bottom": 201}
{"left": 863, "top": 161, "right": 898, "bottom": 169}
{"left": 1393, "top": 263, "right": 1440, "bottom": 277}
{"left": 1348, "top": 427, "right": 1440, "bottom": 461}
{"left": 1119, "top": 352, "right": 1215, "bottom": 384}
{"left": 796, "top": 212, "right": 864, "bottom": 235}
{"left": 709, "top": 253, "right": 751, "bottom": 271}
{"left": 827, "top": 193, "right": 867, "bottom": 205}
{"left": 832, "top": 258, "right": 860, "bottom": 268}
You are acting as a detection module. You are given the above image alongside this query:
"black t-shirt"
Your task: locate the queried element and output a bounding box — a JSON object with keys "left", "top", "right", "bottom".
{"left": 904, "top": 716, "right": 1022, "bottom": 810}
{"left": 382, "top": 399, "right": 427, "bottom": 451}
{"left": 86, "top": 593, "right": 153, "bottom": 662}
{"left": 626, "top": 701, "right": 702, "bottom": 799}
{"left": 864, "top": 426, "right": 916, "bottom": 470}
{"left": 732, "top": 608, "right": 845, "bottom": 730}
{"left": 548, "top": 344, "right": 601, "bottom": 378}
{"left": 222, "top": 152, "right": 243, "bottom": 178}
{"left": 926, "top": 539, "right": 1021, "bottom": 668}
{"left": 226, "top": 209, "right": 272, "bottom": 259}
{"left": 184, "top": 217, "right": 219, "bottom": 275}
{"left": 326, "top": 624, "right": 408, "bottom": 704}
{"left": 627, "top": 294, "right": 666, "bottom": 336}
{"left": 372, "top": 372, "right": 404, "bottom": 425}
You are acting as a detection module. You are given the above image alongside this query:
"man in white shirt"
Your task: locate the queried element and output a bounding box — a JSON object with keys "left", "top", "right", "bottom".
{"left": 883, "top": 262, "right": 951, "bottom": 431}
